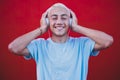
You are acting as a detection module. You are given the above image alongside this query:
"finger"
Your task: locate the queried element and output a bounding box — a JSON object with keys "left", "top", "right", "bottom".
{"left": 70, "top": 10, "right": 77, "bottom": 19}
{"left": 70, "top": 10, "right": 78, "bottom": 23}
{"left": 42, "top": 11, "right": 48, "bottom": 19}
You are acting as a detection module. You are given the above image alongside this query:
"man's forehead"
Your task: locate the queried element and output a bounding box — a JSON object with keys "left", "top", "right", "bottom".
{"left": 48, "top": 6, "right": 70, "bottom": 17}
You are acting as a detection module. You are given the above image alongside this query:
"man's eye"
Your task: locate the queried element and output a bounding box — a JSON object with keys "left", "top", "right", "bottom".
{"left": 52, "top": 18, "right": 57, "bottom": 20}
{"left": 62, "top": 18, "right": 67, "bottom": 20}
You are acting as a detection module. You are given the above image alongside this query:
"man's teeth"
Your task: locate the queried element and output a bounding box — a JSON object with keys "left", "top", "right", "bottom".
{"left": 54, "top": 27, "right": 64, "bottom": 30}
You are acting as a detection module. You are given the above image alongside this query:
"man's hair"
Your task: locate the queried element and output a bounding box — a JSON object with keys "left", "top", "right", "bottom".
{"left": 47, "top": 3, "right": 70, "bottom": 13}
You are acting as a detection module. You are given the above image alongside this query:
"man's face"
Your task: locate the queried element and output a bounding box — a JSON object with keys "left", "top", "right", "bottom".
{"left": 48, "top": 7, "right": 70, "bottom": 37}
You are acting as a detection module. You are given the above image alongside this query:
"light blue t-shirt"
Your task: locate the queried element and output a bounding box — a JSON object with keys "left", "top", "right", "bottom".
{"left": 25, "top": 37, "right": 99, "bottom": 80}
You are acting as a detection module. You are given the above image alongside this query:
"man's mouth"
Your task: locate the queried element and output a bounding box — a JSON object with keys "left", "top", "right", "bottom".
{"left": 54, "top": 26, "right": 64, "bottom": 31}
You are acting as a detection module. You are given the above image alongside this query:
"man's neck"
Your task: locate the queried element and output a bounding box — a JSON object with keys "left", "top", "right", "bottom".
{"left": 51, "top": 34, "right": 69, "bottom": 43}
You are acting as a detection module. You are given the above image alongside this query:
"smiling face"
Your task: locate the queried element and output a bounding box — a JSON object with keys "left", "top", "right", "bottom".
{"left": 48, "top": 6, "right": 70, "bottom": 37}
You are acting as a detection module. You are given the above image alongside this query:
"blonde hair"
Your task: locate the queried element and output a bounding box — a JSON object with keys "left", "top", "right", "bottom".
{"left": 47, "top": 3, "right": 70, "bottom": 13}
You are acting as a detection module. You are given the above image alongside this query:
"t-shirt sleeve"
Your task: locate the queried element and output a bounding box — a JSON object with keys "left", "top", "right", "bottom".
{"left": 88, "top": 38, "right": 100, "bottom": 56}
{"left": 24, "top": 38, "right": 43, "bottom": 61}
{"left": 80, "top": 37, "right": 100, "bottom": 56}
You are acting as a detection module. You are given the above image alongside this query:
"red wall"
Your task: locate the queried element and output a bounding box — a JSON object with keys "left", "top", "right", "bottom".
{"left": 0, "top": 0, "right": 120, "bottom": 80}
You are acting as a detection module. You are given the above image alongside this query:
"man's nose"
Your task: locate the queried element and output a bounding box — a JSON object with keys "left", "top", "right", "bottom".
{"left": 56, "top": 18, "right": 63, "bottom": 25}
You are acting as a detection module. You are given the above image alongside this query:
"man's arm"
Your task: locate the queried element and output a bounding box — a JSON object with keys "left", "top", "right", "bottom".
{"left": 74, "top": 26, "right": 113, "bottom": 50}
{"left": 71, "top": 10, "right": 114, "bottom": 51}
{"left": 8, "top": 12, "right": 48, "bottom": 56}
{"left": 8, "top": 28, "right": 42, "bottom": 56}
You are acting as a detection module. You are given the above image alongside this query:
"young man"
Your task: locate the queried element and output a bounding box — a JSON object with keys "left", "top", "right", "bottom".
{"left": 8, "top": 3, "right": 113, "bottom": 80}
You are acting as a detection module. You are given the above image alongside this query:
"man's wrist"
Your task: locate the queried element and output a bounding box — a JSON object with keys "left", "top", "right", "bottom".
{"left": 72, "top": 24, "right": 79, "bottom": 32}
{"left": 39, "top": 26, "right": 47, "bottom": 35}
{"left": 39, "top": 27, "right": 43, "bottom": 35}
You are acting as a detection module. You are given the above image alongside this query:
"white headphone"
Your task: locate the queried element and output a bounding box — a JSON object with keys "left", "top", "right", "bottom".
{"left": 45, "top": 18, "right": 50, "bottom": 26}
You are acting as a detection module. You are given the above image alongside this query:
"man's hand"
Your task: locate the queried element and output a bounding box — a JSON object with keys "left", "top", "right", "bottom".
{"left": 40, "top": 11, "right": 49, "bottom": 34}
{"left": 70, "top": 10, "right": 113, "bottom": 50}
{"left": 70, "top": 10, "right": 79, "bottom": 32}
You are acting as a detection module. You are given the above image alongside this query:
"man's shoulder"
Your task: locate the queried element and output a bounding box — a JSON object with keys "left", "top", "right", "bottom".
{"left": 69, "top": 36, "right": 93, "bottom": 45}
{"left": 34, "top": 38, "right": 47, "bottom": 41}
{"left": 31, "top": 38, "right": 46, "bottom": 43}
{"left": 70, "top": 36, "right": 90, "bottom": 40}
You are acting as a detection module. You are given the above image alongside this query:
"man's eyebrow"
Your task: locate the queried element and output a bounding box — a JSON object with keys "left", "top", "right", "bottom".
{"left": 51, "top": 14, "right": 57, "bottom": 17}
{"left": 51, "top": 14, "right": 68, "bottom": 17}
{"left": 61, "top": 14, "right": 68, "bottom": 17}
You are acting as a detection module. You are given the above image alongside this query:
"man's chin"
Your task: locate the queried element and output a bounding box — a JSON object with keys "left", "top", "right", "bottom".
{"left": 53, "top": 33, "right": 66, "bottom": 37}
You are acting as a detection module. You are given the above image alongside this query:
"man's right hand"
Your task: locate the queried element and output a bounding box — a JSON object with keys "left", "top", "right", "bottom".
{"left": 40, "top": 11, "right": 49, "bottom": 34}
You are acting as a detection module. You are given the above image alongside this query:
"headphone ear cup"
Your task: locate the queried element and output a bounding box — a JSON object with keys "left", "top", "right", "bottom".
{"left": 69, "top": 18, "right": 72, "bottom": 27}
{"left": 46, "top": 18, "right": 50, "bottom": 26}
